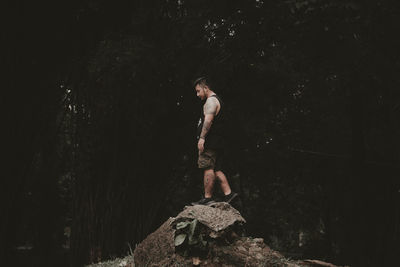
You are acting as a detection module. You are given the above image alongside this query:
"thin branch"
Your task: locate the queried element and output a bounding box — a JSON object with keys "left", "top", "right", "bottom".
{"left": 289, "top": 147, "right": 399, "bottom": 168}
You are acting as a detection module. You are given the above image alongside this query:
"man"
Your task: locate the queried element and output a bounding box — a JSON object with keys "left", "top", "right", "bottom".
{"left": 191, "top": 77, "right": 238, "bottom": 205}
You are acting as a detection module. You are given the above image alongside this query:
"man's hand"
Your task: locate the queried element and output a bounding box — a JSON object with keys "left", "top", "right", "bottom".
{"left": 198, "top": 138, "right": 205, "bottom": 154}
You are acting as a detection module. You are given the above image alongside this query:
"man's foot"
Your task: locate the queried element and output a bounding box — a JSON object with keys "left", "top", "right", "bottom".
{"left": 223, "top": 192, "right": 238, "bottom": 203}
{"left": 191, "top": 197, "right": 216, "bottom": 206}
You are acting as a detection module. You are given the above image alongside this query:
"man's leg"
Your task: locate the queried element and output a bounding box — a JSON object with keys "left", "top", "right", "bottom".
{"left": 215, "top": 170, "right": 231, "bottom": 195}
{"left": 215, "top": 170, "right": 238, "bottom": 203}
{"left": 204, "top": 168, "right": 216, "bottom": 198}
{"left": 192, "top": 149, "right": 218, "bottom": 205}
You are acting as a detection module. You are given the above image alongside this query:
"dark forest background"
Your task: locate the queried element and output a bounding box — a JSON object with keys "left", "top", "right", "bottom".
{"left": 3, "top": 0, "right": 400, "bottom": 266}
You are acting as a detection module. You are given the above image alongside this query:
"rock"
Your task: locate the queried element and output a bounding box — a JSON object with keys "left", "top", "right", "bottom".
{"left": 237, "top": 246, "right": 246, "bottom": 252}
{"left": 192, "top": 257, "right": 201, "bottom": 265}
{"left": 253, "top": 238, "right": 264, "bottom": 244}
{"left": 177, "top": 202, "right": 246, "bottom": 232}
{"left": 249, "top": 246, "right": 262, "bottom": 253}
{"left": 255, "top": 253, "right": 264, "bottom": 260}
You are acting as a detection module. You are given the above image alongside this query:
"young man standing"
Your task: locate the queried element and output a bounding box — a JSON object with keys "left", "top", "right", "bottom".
{"left": 191, "top": 77, "right": 238, "bottom": 205}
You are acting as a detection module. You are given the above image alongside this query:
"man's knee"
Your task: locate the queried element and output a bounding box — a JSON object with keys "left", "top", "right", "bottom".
{"left": 204, "top": 168, "right": 215, "bottom": 176}
{"left": 215, "top": 170, "right": 227, "bottom": 181}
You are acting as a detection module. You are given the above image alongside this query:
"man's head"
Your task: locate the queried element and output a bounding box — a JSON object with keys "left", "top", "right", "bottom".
{"left": 193, "top": 77, "right": 213, "bottom": 100}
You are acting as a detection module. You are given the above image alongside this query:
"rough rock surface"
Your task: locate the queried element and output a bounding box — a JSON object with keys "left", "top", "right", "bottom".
{"left": 176, "top": 202, "right": 246, "bottom": 232}
{"left": 133, "top": 217, "right": 175, "bottom": 266}
{"left": 132, "top": 203, "right": 346, "bottom": 267}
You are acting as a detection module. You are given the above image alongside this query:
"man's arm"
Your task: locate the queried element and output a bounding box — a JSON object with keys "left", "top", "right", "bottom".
{"left": 199, "top": 97, "right": 218, "bottom": 139}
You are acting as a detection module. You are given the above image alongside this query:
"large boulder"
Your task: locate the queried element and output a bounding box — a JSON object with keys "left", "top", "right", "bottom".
{"left": 133, "top": 203, "right": 345, "bottom": 267}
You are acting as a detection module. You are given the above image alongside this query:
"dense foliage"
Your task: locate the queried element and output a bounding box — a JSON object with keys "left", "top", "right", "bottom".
{"left": 4, "top": 0, "right": 400, "bottom": 266}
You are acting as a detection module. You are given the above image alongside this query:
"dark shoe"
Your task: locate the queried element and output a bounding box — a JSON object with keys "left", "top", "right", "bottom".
{"left": 191, "top": 197, "right": 216, "bottom": 206}
{"left": 223, "top": 192, "right": 238, "bottom": 203}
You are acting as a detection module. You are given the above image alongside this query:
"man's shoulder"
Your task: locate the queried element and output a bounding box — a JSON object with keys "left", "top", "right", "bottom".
{"left": 206, "top": 95, "right": 221, "bottom": 106}
{"left": 203, "top": 96, "right": 220, "bottom": 115}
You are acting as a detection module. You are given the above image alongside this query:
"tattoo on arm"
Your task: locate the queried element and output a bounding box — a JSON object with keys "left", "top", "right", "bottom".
{"left": 204, "top": 98, "right": 218, "bottom": 115}
{"left": 200, "top": 119, "right": 212, "bottom": 139}
{"left": 200, "top": 98, "right": 217, "bottom": 139}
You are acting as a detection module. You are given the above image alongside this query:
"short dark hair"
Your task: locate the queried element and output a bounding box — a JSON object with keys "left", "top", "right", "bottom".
{"left": 193, "top": 77, "right": 213, "bottom": 89}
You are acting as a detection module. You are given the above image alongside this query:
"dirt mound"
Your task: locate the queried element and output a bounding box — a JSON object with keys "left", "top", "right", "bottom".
{"left": 133, "top": 217, "right": 175, "bottom": 266}
{"left": 133, "top": 203, "right": 346, "bottom": 267}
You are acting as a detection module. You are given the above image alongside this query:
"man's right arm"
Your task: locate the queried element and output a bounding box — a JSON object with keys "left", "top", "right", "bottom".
{"left": 199, "top": 97, "right": 218, "bottom": 139}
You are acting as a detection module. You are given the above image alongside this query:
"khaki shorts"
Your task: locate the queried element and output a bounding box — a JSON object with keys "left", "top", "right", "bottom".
{"left": 197, "top": 149, "right": 217, "bottom": 169}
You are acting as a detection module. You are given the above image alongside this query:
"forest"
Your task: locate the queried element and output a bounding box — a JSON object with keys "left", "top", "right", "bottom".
{"left": 3, "top": 0, "right": 400, "bottom": 266}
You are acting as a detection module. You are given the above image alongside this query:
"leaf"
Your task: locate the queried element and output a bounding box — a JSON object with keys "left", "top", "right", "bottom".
{"left": 188, "top": 235, "right": 198, "bottom": 245}
{"left": 188, "top": 219, "right": 199, "bottom": 245}
{"left": 176, "top": 221, "right": 190, "bottom": 230}
{"left": 199, "top": 234, "right": 207, "bottom": 247}
{"left": 188, "top": 219, "right": 198, "bottom": 237}
{"left": 174, "top": 234, "right": 186, "bottom": 246}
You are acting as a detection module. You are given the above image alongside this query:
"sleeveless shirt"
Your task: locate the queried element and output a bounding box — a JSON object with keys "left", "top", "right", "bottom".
{"left": 196, "top": 95, "right": 226, "bottom": 150}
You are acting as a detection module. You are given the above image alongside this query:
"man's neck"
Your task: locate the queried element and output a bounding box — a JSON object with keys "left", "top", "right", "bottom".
{"left": 206, "top": 91, "right": 216, "bottom": 98}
